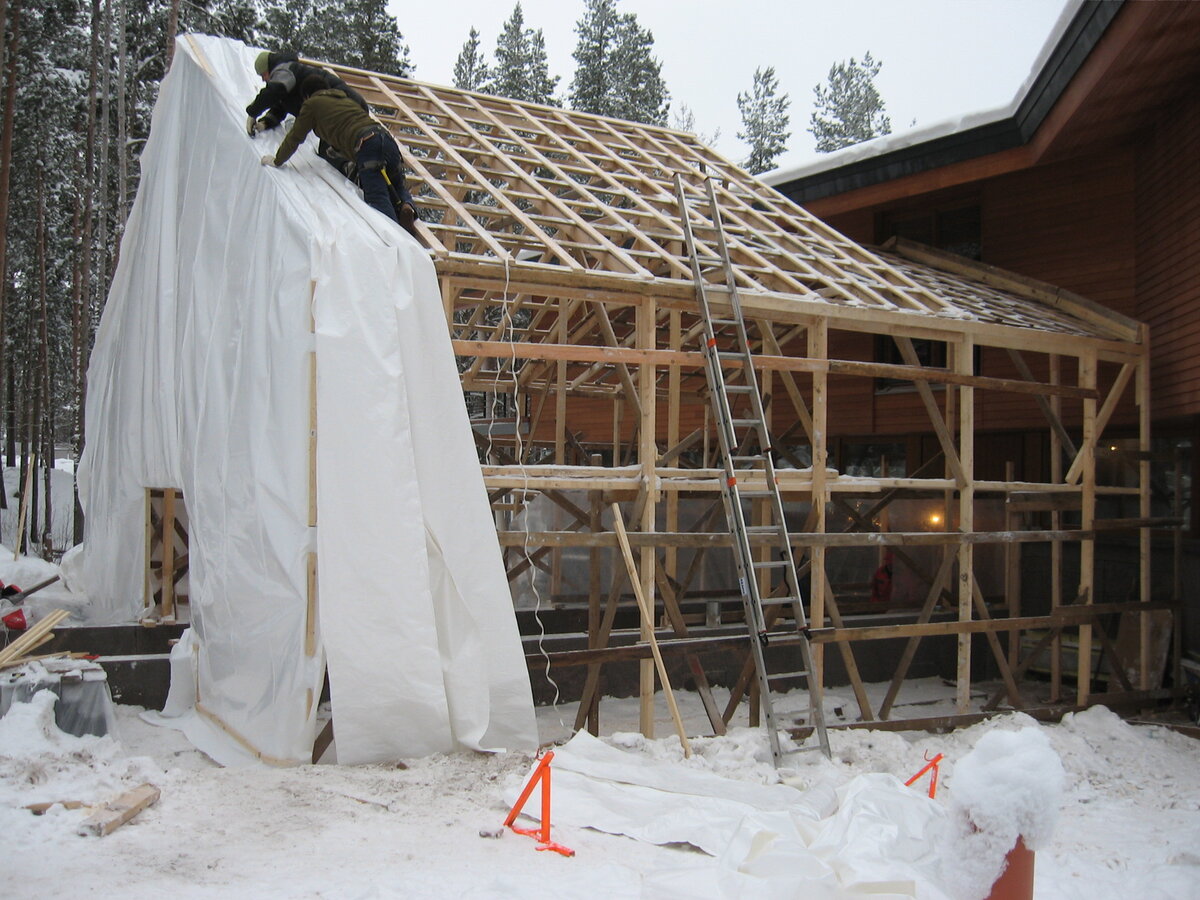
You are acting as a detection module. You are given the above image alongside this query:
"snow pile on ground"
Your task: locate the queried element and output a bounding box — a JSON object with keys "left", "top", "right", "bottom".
{"left": 939, "top": 727, "right": 1063, "bottom": 898}
{"left": 0, "top": 691, "right": 164, "bottom": 849}
{"left": 0, "top": 682, "right": 1197, "bottom": 899}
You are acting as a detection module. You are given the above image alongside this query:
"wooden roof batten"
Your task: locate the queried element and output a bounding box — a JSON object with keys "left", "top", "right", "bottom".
{"left": 318, "top": 60, "right": 1143, "bottom": 356}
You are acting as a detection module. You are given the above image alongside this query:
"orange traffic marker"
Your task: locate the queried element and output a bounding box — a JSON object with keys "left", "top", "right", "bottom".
{"left": 503, "top": 750, "right": 575, "bottom": 857}
{"left": 905, "top": 750, "right": 944, "bottom": 799}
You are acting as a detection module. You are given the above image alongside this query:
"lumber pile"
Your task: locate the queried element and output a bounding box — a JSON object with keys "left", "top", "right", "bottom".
{"left": 0, "top": 609, "right": 71, "bottom": 669}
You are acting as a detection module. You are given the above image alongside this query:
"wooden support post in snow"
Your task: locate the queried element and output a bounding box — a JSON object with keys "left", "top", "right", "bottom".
{"left": 611, "top": 503, "right": 692, "bottom": 758}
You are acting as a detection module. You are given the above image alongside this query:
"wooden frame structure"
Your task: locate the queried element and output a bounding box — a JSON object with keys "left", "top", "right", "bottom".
{"left": 318, "top": 61, "right": 1179, "bottom": 737}
{"left": 143, "top": 487, "right": 188, "bottom": 622}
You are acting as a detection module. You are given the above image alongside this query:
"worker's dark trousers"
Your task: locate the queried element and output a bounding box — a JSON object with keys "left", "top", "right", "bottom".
{"left": 356, "top": 132, "right": 410, "bottom": 223}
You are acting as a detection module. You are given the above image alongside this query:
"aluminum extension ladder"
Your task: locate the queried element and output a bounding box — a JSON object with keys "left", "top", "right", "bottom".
{"left": 674, "top": 173, "right": 831, "bottom": 765}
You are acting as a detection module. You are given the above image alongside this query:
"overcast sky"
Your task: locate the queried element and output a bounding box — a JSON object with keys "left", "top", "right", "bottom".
{"left": 394, "top": 0, "right": 1075, "bottom": 169}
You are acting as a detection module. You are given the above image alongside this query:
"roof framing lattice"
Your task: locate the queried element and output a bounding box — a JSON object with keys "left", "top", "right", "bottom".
{"left": 321, "top": 61, "right": 1141, "bottom": 348}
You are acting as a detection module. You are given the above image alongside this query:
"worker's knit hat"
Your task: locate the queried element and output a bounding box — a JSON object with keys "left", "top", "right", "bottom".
{"left": 254, "top": 51, "right": 272, "bottom": 76}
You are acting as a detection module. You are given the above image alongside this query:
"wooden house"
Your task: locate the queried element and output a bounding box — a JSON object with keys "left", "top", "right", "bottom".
{"left": 767, "top": 0, "right": 1197, "bottom": 700}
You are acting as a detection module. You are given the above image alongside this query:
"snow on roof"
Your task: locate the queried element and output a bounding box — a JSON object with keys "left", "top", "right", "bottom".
{"left": 762, "top": 0, "right": 1088, "bottom": 186}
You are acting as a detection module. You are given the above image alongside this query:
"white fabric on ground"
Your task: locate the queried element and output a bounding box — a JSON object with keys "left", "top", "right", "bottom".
{"left": 509, "top": 731, "right": 953, "bottom": 899}
{"left": 76, "top": 34, "right": 536, "bottom": 764}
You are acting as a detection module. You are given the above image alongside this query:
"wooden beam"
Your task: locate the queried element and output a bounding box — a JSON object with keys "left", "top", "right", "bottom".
{"left": 451, "top": 339, "right": 1097, "bottom": 398}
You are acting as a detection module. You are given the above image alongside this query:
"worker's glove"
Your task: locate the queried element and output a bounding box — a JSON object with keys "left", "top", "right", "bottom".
{"left": 247, "top": 115, "right": 259, "bottom": 136}
{"left": 260, "top": 155, "right": 277, "bottom": 167}
{"left": 398, "top": 203, "right": 419, "bottom": 239}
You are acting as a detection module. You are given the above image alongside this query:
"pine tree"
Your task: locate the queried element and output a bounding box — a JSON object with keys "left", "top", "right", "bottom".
{"left": 258, "top": 0, "right": 412, "bottom": 77}
{"left": 569, "top": 0, "right": 668, "bottom": 125}
{"left": 489, "top": 3, "right": 557, "bottom": 105}
{"left": 308, "top": 0, "right": 412, "bottom": 77}
{"left": 453, "top": 27, "right": 489, "bottom": 92}
{"left": 611, "top": 11, "right": 667, "bottom": 125}
{"left": 737, "top": 66, "right": 790, "bottom": 174}
{"left": 569, "top": 0, "right": 615, "bottom": 116}
{"left": 808, "top": 52, "right": 891, "bottom": 152}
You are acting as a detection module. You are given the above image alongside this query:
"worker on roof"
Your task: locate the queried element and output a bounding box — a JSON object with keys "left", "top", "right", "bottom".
{"left": 261, "top": 74, "right": 419, "bottom": 237}
{"left": 246, "top": 49, "right": 368, "bottom": 137}
{"left": 246, "top": 49, "right": 376, "bottom": 190}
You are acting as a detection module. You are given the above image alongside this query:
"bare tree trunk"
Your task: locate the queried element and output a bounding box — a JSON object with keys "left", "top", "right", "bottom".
{"left": 36, "top": 164, "right": 51, "bottom": 557}
{"left": 19, "top": 356, "right": 29, "bottom": 555}
{"left": 165, "top": 0, "right": 180, "bottom": 65}
{"left": 0, "top": 0, "right": 21, "bottom": 470}
{"left": 96, "top": 0, "right": 113, "bottom": 297}
{"left": 116, "top": 0, "right": 127, "bottom": 229}
{"left": 72, "top": 0, "right": 103, "bottom": 545}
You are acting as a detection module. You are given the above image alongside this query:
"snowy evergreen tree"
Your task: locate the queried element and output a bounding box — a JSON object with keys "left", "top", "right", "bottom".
{"left": 569, "top": 0, "right": 668, "bottom": 125}
{"left": 257, "top": 0, "right": 411, "bottom": 77}
{"left": 453, "top": 26, "right": 489, "bottom": 92}
{"left": 808, "top": 52, "right": 891, "bottom": 152}
{"left": 489, "top": 3, "right": 557, "bottom": 105}
{"left": 737, "top": 66, "right": 790, "bottom": 174}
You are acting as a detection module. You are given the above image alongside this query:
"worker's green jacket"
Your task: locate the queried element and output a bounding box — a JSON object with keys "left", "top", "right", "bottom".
{"left": 273, "top": 89, "right": 377, "bottom": 166}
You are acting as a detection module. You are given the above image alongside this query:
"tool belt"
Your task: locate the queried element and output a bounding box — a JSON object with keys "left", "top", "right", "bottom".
{"left": 354, "top": 124, "right": 388, "bottom": 152}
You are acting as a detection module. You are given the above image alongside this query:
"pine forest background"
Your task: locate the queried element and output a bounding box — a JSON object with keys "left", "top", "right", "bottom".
{"left": 0, "top": 0, "right": 883, "bottom": 556}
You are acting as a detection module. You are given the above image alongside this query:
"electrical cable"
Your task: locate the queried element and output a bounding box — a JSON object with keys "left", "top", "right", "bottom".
{"left": 494, "top": 257, "right": 564, "bottom": 728}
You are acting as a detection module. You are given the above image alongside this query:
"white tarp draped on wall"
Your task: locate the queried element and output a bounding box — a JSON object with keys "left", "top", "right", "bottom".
{"left": 75, "top": 34, "right": 537, "bottom": 764}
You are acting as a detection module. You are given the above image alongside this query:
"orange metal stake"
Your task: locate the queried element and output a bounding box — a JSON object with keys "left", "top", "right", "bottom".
{"left": 503, "top": 750, "right": 575, "bottom": 857}
{"left": 904, "top": 751, "right": 944, "bottom": 799}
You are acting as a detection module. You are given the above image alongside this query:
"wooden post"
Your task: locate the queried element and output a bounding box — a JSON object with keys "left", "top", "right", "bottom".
{"left": 1004, "top": 461, "right": 1020, "bottom": 672}
{"left": 551, "top": 299, "right": 568, "bottom": 598}
{"left": 1049, "top": 354, "right": 1063, "bottom": 701}
{"left": 587, "top": 461, "right": 602, "bottom": 734}
{"left": 306, "top": 294, "right": 319, "bottom": 658}
{"left": 612, "top": 504, "right": 691, "bottom": 757}
{"left": 808, "top": 320, "right": 828, "bottom": 693}
{"left": 956, "top": 337, "right": 974, "bottom": 713}
{"left": 666, "top": 309, "right": 681, "bottom": 588}
{"left": 1076, "top": 350, "right": 1097, "bottom": 704}
{"left": 637, "top": 296, "right": 657, "bottom": 737}
{"left": 143, "top": 489, "right": 154, "bottom": 613}
{"left": 1136, "top": 344, "right": 1151, "bottom": 689}
{"left": 161, "top": 488, "right": 176, "bottom": 620}
{"left": 13, "top": 461, "right": 33, "bottom": 560}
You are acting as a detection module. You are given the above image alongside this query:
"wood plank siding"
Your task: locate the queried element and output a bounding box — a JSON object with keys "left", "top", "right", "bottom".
{"left": 1136, "top": 86, "right": 1200, "bottom": 422}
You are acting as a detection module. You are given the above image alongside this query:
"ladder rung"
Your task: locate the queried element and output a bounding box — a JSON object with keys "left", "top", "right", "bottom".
{"left": 729, "top": 455, "right": 764, "bottom": 465}
{"left": 737, "top": 490, "right": 775, "bottom": 499}
{"left": 730, "top": 418, "right": 760, "bottom": 427}
{"left": 716, "top": 351, "right": 746, "bottom": 361}
{"left": 724, "top": 384, "right": 755, "bottom": 394}
{"left": 761, "top": 595, "right": 803, "bottom": 605}
{"left": 767, "top": 670, "right": 809, "bottom": 683}
{"left": 709, "top": 317, "right": 740, "bottom": 327}
{"left": 752, "top": 560, "right": 788, "bottom": 570}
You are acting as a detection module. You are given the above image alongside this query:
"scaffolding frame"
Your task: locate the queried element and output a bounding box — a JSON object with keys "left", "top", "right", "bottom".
{"left": 315, "top": 61, "right": 1178, "bottom": 736}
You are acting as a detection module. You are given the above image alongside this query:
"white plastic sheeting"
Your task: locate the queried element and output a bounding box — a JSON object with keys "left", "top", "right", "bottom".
{"left": 510, "top": 732, "right": 955, "bottom": 899}
{"left": 75, "top": 34, "right": 536, "bottom": 764}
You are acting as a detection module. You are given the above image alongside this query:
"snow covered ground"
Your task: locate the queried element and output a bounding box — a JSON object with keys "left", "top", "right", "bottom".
{"left": 1, "top": 674, "right": 1197, "bottom": 899}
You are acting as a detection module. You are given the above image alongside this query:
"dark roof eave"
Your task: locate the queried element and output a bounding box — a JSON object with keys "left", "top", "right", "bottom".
{"left": 775, "top": 0, "right": 1124, "bottom": 207}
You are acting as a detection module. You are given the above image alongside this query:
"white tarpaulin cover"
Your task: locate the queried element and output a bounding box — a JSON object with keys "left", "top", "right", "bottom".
{"left": 509, "top": 732, "right": 955, "bottom": 899}
{"left": 75, "top": 34, "right": 537, "bottom": 764}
